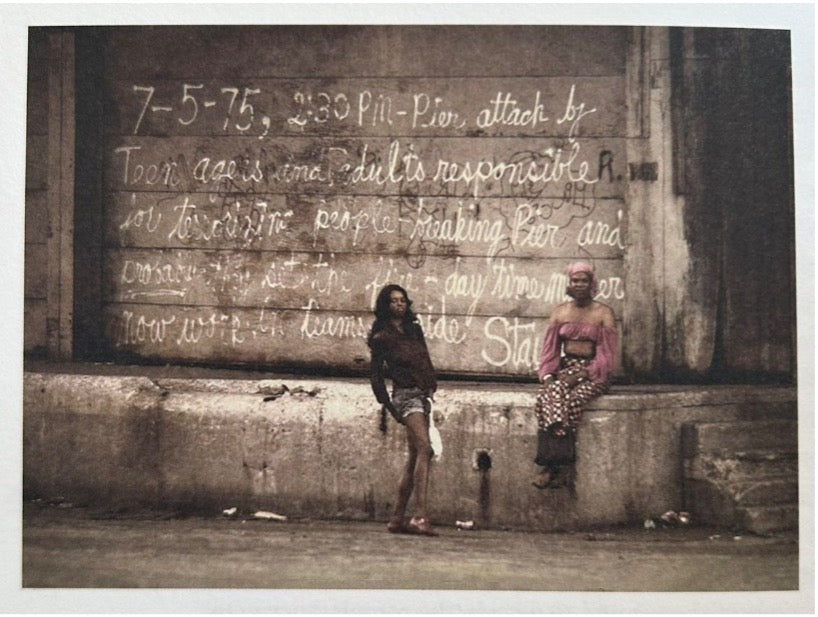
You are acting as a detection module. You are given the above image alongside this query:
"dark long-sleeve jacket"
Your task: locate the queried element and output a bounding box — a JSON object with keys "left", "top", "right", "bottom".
{"left": 369, "top": 323, "right": 437, "bottom": 405}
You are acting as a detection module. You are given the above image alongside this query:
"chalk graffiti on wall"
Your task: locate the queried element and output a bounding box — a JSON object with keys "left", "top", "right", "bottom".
{"left": 128, "top": 82, "right": 598, "bottom": 136}
{"left": 104, "top": 78, "right": 627, "bottom": 374}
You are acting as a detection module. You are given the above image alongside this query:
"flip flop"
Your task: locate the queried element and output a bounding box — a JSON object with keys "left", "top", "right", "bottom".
{"left": 407, "top": 516, "right": 438, "bottom": 536}
{"left": 386, "top": 519, "right": 407, "bottom": 534}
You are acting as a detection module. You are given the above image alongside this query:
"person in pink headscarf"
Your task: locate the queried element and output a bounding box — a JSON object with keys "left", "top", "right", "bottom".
{"left": 532, "top": 261, "right": 618, "bottom": 490}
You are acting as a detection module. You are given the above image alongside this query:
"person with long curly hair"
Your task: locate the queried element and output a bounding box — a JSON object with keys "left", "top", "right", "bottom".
{"left": 532, "top": 262, "right": 618, "bottom": 490}
{"left": 367, "top": 284, "right": 438, "bottom": 536}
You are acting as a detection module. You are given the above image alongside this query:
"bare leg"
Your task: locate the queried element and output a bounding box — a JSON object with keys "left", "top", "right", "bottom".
{"left": 390, "top": 444, "right": 417, "bottom": 526}
{"left": 403, "top": 412, "right": 436, "bottom": 535}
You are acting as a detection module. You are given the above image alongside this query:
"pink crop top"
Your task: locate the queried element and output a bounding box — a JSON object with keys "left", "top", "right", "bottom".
{"left": 538, "top": 321, "right": 618, "bottom": 383}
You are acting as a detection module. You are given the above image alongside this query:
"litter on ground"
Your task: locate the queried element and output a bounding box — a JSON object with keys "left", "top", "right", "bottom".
{"left": 252, "top": 510, "right": 288, "bottom": 522}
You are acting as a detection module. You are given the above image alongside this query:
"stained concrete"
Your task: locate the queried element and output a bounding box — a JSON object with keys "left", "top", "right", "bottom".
{"left": 22, "top": 363, "right": 798, "bottom": 532}
{"left": 20, "top": 502, "right": 802, "bottom": 610}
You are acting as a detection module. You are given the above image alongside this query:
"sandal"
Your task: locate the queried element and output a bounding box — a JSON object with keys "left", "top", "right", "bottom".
{"left": 532, "top": 470, "right": 552, "bottom": 489}
{"left": 407, "top": 516, "right": 438, "bottom": 536}
{"left": 548, "top": 470, "right": 569, "bottom": 489}
{"left": 386, "top": 518, "right": 406, "bottom": 534}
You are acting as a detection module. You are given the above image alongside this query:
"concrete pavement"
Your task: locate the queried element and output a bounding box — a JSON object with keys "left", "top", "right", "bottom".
{"left": 14, "top": 501, "right": 811, "bottom": 614}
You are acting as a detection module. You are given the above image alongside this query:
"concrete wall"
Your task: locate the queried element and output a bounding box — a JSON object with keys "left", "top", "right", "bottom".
{"left": 23, "top": 369, "right": 796, "bottom": 530}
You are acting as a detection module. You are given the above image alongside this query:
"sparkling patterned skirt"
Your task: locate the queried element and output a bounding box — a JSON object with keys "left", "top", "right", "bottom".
{"left": 534, "top": 356, "right": 609, "bottom": 435}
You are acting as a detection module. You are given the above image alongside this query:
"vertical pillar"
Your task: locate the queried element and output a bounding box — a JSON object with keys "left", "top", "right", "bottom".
{"left": 46, "top": 31, "right": 74, "bottom": 360}
{"left": 622, "top": 26, "right": 674, "bottom": 380}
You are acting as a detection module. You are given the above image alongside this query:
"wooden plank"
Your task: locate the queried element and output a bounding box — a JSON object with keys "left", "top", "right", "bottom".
{"left": 25, "top": 243, "right": 48, "bottom": 298}
{"left": 46, "top": 32, "right": 62, "bottom": 358}
{"left": 102, "top": 248, "right": 626, "bottom": 316}
{"left": 26, "top": 135, "right": 48, "bottom": 190}
{"left": 106, "top": 191, "right": 627, "bottom": 258}
{"left": 58, "top": 31, "right": 75, "bottom": 359}
{"left": 24, "top": 298, "right": 48, "bottom": 353}
{"left": 25, "top": 190, "right": 49, "bottom": 243}
{"left": 104, "top": 136, "right": 627, "bottom": 199}
{"left": 106, "top": 26, "right": 628, "bottom": 81}
{"left": 108, "top": 76, "right": 625, "bottom": 139}
{"left": 43, "top": 31, "right": 75, "bottom": 360}
{"left": 102, "top": 303, "right": 623, "bottom": 377}
{"left": 26, "top": 28, "right": 50, "bottom": 135}
{"left": 625, "top": 27, "right": 649, "bottom": 139}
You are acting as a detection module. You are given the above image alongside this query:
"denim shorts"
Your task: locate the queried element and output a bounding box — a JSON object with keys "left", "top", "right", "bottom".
{"left": 389, "top": 387, "right": 430, "bottom": 424}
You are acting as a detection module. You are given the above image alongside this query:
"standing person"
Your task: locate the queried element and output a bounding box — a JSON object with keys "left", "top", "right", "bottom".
{"left": 368, "top": 284, "right": 439, "bottom": 536}
{"left": 533, "top": 261, "right": 618, "bottom": 490}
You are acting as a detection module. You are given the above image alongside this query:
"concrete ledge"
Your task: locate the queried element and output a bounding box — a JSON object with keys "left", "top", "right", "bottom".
{"left": 23, "top": 367, "right": 797, "bottom": 531}
{"left": 738, "top": 504, "right": 799, "bottom": 534}
{"left": 681, "top": 420, "right": 798, "bottom": 457}
{"left": 685, "top": 452, "right": 798, "bottom": 482}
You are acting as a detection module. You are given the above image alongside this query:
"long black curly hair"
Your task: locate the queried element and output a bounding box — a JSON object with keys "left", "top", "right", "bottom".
{"left": 367, "top": 284, "right": 422, "bottom": 347}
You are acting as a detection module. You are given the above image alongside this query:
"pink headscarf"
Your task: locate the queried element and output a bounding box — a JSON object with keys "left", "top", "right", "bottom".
{"left": 565, "top": 261, "right": 597, "bottom": 295}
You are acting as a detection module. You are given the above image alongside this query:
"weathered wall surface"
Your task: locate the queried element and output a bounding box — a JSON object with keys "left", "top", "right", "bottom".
{"left": 24, "top": 29, "right": 51, "bottom": 357}
{"left": 23, "top": 370, "right": 796, "bottom": 529}
{"left": 25, "top": 30, "right": 75, "bottom": 362}
{"left": 24, "top": 25, "right": 796, "bottom": 383}
{"left": 87, "top": 26, "right": 629, "bottom": 378}
{"left": 623, "top": 27, "right": 795, "bottom": 382}
{"left": 686, "top": 29, "right": 795, "bottom": 381}
{"left": 621, "top": 27, "right": 670, "bottom": 378}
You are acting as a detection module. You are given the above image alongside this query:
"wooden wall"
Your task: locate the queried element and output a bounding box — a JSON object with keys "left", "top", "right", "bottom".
{"left": 92, "top": 26, "right": 629, "bottom": 376}
{"left": 25, "top": 28, "right": 74, "bottom": 361}
{"left": 25, "top": 25, "right": 796, "bottom": 383}
{"left": 24, "top": 29, "right": 50, "bottom": 357}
